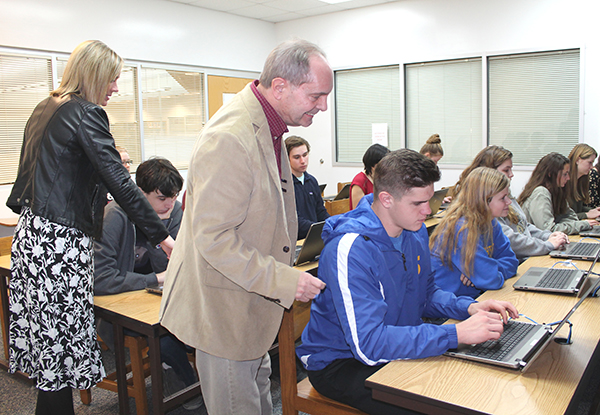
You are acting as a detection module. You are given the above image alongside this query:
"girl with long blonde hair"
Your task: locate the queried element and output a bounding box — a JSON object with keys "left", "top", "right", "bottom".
{"left": 452, "top": 146, "right": 568, "bottom": 263}
{"left": 430, "top": 167, "right": 519, "bottom": 298}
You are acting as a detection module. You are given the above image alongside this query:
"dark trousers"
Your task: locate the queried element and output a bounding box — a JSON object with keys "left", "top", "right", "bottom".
{"left": 308, "top": 358, "right": 423, "bottom": 415}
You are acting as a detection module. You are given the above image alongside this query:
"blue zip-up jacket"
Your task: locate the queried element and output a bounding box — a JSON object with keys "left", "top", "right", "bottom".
{"left": 431, "top": 218, "right": 518, "bottom": 299}
{"left": 297, "top": 194, "right": 475, "bottom": 371}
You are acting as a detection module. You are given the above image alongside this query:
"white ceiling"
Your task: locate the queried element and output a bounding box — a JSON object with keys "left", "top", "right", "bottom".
{"left": 163, "top": 0, "right": 400, "bottom": 23}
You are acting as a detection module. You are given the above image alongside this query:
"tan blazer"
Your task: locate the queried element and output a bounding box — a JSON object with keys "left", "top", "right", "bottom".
{"left": 159, "top": 84, "right": 300, "bottom": 361}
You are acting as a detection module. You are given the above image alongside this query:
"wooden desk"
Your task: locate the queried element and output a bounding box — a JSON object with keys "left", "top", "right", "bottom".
{"left": 366, "top": 254, "right": 600, "bottom": 415}
{"left": 96, "top": 259, "right": 318, "bottom": 415}
{"left": 94, "top": 290, "right": 202, "bottom": 415}
{"left": 324, "top": 198, "right": 350, "bottom": 216}
{"left": 0, "top": 217, "right": 18, "bottom": 227}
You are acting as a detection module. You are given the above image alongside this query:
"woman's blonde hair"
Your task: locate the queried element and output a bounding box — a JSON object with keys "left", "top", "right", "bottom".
{"left": 430, "top": 167, "right": 509, "bottom": 278}
{"left": 419, "top": 134, "right": 444, "bottom": 157}
{"left": 52, "top": 40, "right": 123, "bottom": 105}
{"left": 566, "top": 143, "right": 597, "bottom": 205}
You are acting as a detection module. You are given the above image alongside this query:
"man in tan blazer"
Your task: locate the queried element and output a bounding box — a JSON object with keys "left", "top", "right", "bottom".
{"left": 159, "top": 39, "right": 333, "bottom": 414}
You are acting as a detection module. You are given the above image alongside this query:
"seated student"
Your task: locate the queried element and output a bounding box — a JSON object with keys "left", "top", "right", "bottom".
{"left": 588, "top": 160, "right": 600, "bottom": 208}
{"left": 349, "top": 143, "right": 390, "bottom": 209}
{"left": 94, "top": 157, "right": 202, "bottom": 409}
{"left": 430, "top": 167, "right": 519, "bottom": 299}
{"left": 419, "top": 133, "right": 444, "bottom": 164}
{"left": 566, "top": 143, "right": 600, "bottom": 220}
{"left": 285, "top": 135, "right": 330, "bottom": 239}
{"left": 519, "top": 152, "right": 599, "bottom": 235}
{"left": 297, "top": 149, "right": 518, "bottom": 415}
{"left": 455, "top": 146, "right": 568, "bottom": 263}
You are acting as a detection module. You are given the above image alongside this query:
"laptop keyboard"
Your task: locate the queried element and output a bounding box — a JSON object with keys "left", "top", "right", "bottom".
{"left": 569, "top": 243, "right": 599, "bottom": 256}
{"left": 463, "top": 321, "right": 537, "bottom": 361}
{"left": 536, "top": 268, "right": 576, "bottom": 289}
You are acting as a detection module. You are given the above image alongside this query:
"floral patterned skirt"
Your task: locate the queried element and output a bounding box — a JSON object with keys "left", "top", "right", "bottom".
{"left": 9, "top": 207, "right": 105, "bottom": 391}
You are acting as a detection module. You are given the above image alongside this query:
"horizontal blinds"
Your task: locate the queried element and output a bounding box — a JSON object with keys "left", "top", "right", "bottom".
{"left": 488, "top": 49, "right": 580, "bottom": 165}
{"left": 140, "top": 68, "right": 205, "bottom": 170}
{"left": 335, "top": 65, "right": 400, "bottom": 163}
{"left": 405, "top": 58, "right": 482, "bottom": 164}
{"left": 0, "top": 55, "right": 52, "bottom": 184}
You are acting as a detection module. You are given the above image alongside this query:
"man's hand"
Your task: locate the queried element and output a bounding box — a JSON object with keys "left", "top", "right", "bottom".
{"left": 160, "top": 236, "right": 175, "bottom": 258}
{"left": 468, "top": 299, "right": 519, "bottom": 324}
{"left": 295, "top": 272, "right": 326, "bottom": 302}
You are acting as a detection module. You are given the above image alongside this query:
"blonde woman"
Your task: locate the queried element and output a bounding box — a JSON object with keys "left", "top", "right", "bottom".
{"left": 7, "top": 41, "right": 173, "bottom": 414}
{"left": 519, "top": 152, "right": 598, "bottom": 235}
{"left": 566, "top": 143, "right": 600, "bottom": 219}
{"left": 419, "top": 133, "right": 444, "bottom": 164}
{"left": 430, "top": 167, "right": 519, "bottom": 298}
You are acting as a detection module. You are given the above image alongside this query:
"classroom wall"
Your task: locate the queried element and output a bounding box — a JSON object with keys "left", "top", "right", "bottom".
{"left": 0, "top": 0, "right": 276, "bottom": 225}
{"left": 276, "top": 0, "right": 600, "bottom": 197}
{"left": 1, "top": 0, "right": 598, "bottom": 227}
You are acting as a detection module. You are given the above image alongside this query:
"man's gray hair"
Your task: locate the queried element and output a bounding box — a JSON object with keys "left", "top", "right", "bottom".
{"left": 259, "top": 39, "right": 326, "bottom": 88}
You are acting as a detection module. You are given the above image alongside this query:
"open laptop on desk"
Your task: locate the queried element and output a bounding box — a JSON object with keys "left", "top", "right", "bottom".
{"left": 445, "top": 276, "right": 600, "bottom": 371}
{"left": 426, "top": 188, "right": 449, "bottom": 219}
{"left": 512, "top": 248, "right": 600, "bottom": 294}
{"left": 294, "top": 221, "right": 325, "bottom": 266}
{"left": 323, "top": 184, "right": 350, "bottom": 201}
{"left": 549, "top": 240, "right": 600, "bottom": 261}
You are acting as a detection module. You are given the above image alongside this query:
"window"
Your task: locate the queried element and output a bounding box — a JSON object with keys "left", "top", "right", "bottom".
{"left": 1, "top": 48, "right": 208, "bottom": 183}
{"left": 140, "top": 68, "right": 205, "bottom": 170}
{"left": 405, "top": 58, "right": 483, "bottom": 164}
{"left": 0, "top": 54, "right": 52, "bottom": 184}
{"left": 335, "top": 66, "right": 400, "bottom": 163}
{"left": 488, "top": 49, "right": 580, "bottom": 165}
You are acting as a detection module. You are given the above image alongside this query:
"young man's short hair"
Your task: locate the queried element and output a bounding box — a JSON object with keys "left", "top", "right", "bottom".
{"left": 285, "top": 135, "right": 311, "bottom": 155}
{"left": 373, "top": 149, "right": 440, "bottom": 199}
{"left": 136, "top": 157, "right": 183, "bottom": 198}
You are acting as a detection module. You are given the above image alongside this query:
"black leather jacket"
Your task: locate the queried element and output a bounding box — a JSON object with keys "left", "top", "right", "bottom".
{"left": 7, "top": 94, "right": 169, "bottom": 244}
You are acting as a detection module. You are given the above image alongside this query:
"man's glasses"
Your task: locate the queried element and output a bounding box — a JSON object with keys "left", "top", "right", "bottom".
{"left": 123, "top": 159, "right": 133, "bottom": 166}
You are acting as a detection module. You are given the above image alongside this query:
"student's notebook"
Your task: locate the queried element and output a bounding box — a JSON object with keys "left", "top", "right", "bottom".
{"left": 445, "top": 276, "right": 600, "bottom": 371}
{"left": 512, "top": 249, "right": 600, "bottom": 294}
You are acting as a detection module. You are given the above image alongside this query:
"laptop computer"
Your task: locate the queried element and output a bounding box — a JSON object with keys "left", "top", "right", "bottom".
{"left": 445, "top": 276, "right": 600, "bottom": 371}
{"left": 579, "top": 226, "right": 600, "bottom": 237}
{"left": 512, "top": 248, "right": 600, "bottom": 294}
{"left": 295, "top": 221, "right": 325, "bottom": 266}
{"left": 324, "top": 184, "right": 351, "bottom": 201}
{"left": 319, "top": 183, "right": 327, "bottom": 194}
{"left": 549, "top": 240, "right": 600, "bottom": 261}
{"left": 426, "top": 188, "right": 449, "bottom": 219}
{"left": 145, "top": 284, "right": 163, "bottom": 295}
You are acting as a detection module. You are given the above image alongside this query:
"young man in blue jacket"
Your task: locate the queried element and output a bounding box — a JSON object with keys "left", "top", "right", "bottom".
{"left": 285, "top": 135, "right": 330, "bottom": 239}
{"left": 297, "top": 149, "right": 519, "bottom": 414}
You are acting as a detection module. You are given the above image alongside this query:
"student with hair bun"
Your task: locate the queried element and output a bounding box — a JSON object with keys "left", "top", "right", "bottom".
{"left": 419, "top": 133, "right": 444, "bottom": 164}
